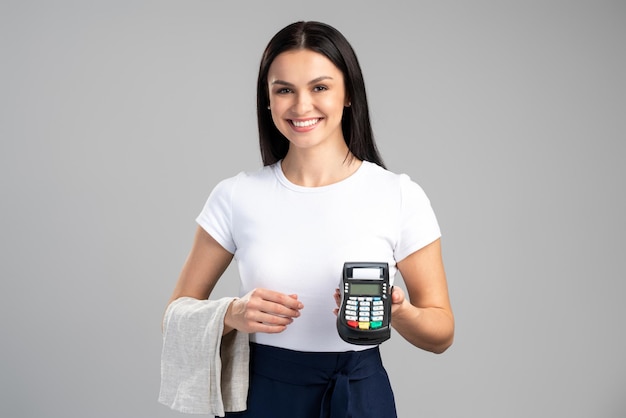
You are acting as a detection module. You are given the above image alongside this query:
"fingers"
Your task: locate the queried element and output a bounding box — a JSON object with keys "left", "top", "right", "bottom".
{"left": 390, "top": 286, "right": 410, "bottom": 317}
{"left": 331, "top": 288, "right": 341, "bottom": 317}
{"left": 254, "top": 289, "right": 303, "bottom": 320}
{"left": 228, "top": 288, "right": 304, "bottom": 334}
{"left": 391, "top": 286, "right": 405, "bottom": 304}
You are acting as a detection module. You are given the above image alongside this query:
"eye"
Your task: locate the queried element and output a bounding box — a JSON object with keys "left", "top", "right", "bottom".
{"left": 313, "top": 85, "right": 328, "bottom": 92}
{"left": 275, "top": 87, "right": 293, "bottom": 94}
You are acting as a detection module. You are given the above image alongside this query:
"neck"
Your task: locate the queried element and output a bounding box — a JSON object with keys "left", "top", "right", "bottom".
{"left": 281, "top": 146, "right": 361, "bottom": 187}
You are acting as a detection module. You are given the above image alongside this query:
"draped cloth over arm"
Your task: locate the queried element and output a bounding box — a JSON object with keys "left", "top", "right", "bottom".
{"left": 159, "top": 297, "right": 249, "bottom": 416}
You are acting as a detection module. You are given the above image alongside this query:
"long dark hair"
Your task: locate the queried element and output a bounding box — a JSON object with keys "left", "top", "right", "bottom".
{"left": 256, "top": 21, "right": 385, "bottom": 168}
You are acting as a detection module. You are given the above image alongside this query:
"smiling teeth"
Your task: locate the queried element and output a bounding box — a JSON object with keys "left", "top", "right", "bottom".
{"left": 292, "top": 119, "right": 319, "bottom": 127}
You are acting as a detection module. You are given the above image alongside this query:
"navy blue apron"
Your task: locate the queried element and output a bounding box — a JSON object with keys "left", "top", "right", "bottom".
{"left": 223, "top": 342, "right": 397, "bottom": 418}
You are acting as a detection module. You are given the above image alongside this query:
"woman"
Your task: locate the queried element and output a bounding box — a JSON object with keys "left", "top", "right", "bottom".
{"left": 166, "top": 21, "right": 454, "bottom": 417}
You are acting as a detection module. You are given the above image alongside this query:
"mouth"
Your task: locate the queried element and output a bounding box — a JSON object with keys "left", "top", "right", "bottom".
{"left": 289, "top": 118, "right": 322, "bottom": 129}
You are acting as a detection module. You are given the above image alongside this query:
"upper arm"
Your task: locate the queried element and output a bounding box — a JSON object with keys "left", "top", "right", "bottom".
{"left": 396, "top": 238, "right": 453, "bottom": 318}
{"left": 167, "top": 226, "right": 234, "bottom": 304}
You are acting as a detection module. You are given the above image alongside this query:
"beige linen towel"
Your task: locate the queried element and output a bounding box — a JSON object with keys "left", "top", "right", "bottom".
{"left": 159, "top": 297, "right": 249, "bottom": 416}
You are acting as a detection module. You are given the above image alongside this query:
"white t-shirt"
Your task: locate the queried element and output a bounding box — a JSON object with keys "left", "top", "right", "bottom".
{"left": 196, "top": 160, "right": 441, "bottom": 352}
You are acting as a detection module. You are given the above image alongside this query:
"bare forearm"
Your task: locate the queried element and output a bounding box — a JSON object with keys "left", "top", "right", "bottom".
{"left": 393, "top": 240, "right": 454, "bottom": 353}
{"left": 391, "top": 301, "right": 454, "bottom": 354}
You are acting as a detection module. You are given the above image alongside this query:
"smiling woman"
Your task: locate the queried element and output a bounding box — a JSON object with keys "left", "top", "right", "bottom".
{"left": 256, "top": 22, "right": 383, "bottom": 171}
{"left": 160, "top": 20, "right": 453, "bottom": 418}
{"left": 267, "top": 49, "right": 353, "bottom": 186}
{"left": 268, "top": 51, "right": 347, "bottom": 139}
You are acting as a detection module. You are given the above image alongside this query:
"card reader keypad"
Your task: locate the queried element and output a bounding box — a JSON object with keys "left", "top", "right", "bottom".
{"left": 343, "top": 297, "right": 385, "bottom": 330}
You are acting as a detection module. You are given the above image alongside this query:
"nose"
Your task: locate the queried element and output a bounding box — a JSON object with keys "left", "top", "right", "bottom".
{"left": 292, "top": 92, "right": 313, "bottom": 115}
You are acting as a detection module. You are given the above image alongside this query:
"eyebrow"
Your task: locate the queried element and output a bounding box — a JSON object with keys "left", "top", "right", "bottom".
{"left": 271, "top": 76, "right": 334, "bottom": 87}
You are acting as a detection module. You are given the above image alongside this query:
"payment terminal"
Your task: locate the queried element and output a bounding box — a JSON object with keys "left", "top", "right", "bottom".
{"left": 337, "top": 262, "right": 392, "bottom": 345}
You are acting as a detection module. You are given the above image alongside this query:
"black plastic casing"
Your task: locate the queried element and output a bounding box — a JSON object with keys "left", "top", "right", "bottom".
{"left": 337, "top": 262, "right": 392, "bottom": 345}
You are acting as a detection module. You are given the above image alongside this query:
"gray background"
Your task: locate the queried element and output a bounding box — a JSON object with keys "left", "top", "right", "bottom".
{"left": 1, "top": 1, "right": 624, "bottom": 417}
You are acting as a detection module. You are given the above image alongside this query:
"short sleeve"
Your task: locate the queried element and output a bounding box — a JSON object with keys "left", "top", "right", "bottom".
{"left": 394, "top": 174, "right": 441, "bottom": 262}
{"left": 195, "top": 175, "right": 239, "bottom": 254}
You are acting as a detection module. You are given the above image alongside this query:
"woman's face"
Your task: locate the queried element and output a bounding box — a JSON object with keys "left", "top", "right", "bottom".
{"left": 267, "top": 49, "right": 349, "bottom": 154}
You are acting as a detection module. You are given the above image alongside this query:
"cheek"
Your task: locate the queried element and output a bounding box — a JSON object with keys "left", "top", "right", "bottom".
{"left": 324, "top": 98, "right": 347, "bottom": 118}
{"left": 270, "top": 98, "right": 291, "bottom": 117}
{"left": 270, "top": 111, "right": 292, "bottom": 136}
{"left": 324, "top": 91, "right": 347, "bottom": 109}
{"left": 271, "top": 113, "right": 286, "bottom": 130}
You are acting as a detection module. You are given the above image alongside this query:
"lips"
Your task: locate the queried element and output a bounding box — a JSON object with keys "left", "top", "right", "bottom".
{"left": 289, "top": 118, "right": 321, "bottom": 129}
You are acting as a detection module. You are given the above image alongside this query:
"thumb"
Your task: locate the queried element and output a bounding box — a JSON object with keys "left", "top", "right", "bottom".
{"left": 391, "top": 286, "right": 405, "bottom": 304}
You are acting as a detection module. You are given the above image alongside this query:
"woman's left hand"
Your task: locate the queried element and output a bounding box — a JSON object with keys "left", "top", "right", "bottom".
{"left": 389, "top": 285, "right": 409, "bottom": 314}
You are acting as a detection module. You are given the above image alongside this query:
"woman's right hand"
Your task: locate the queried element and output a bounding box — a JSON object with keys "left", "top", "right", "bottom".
{"left": 223, "top": 288, "right": 304, "bottom": 335}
